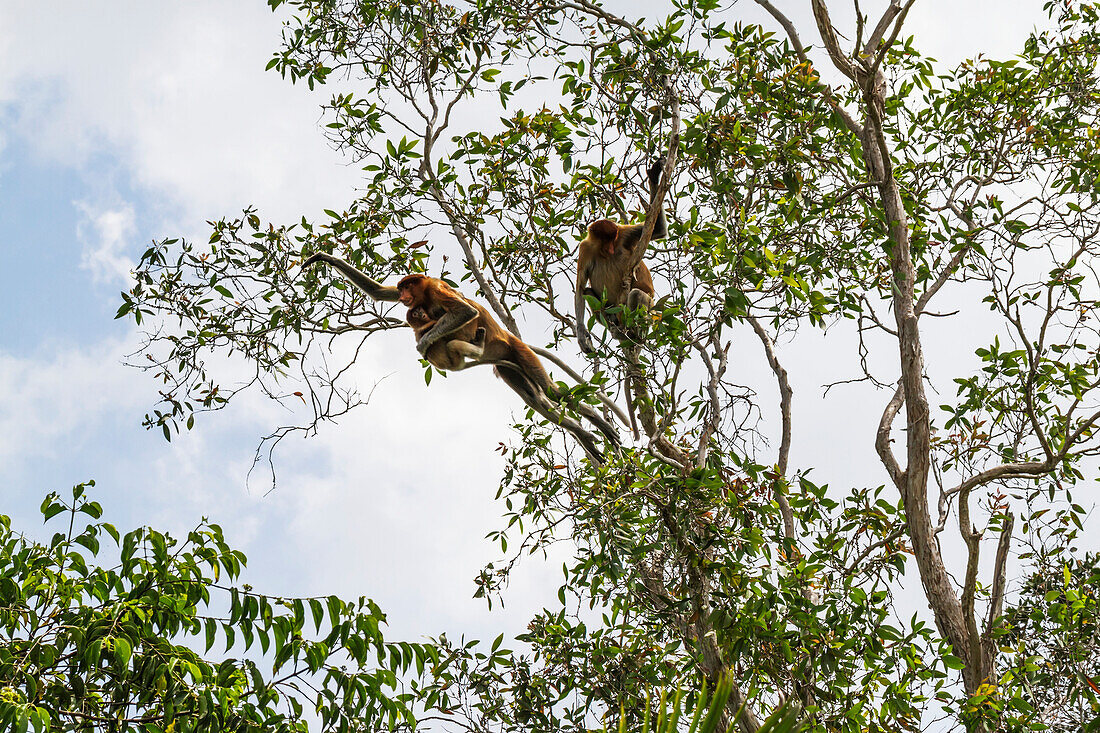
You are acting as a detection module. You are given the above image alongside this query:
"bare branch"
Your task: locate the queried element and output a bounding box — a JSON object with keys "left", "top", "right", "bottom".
{"left": 692, "top": 335, "right": 729, "bottom": 468}
{"left": 916, "top": 247, "right": 967, "bottom": 316}
{"left": 747, "top": 315, "right": 795, "bottom": 540}
{"left": 958, "top": 483, "right": 982, "bottom": 687}
{"left": 1005, "top": 306, "right": 1056, "bottom": 462}
{"left": 810, "top": 0, "right": 858, "bottom": 80}
{"left": 870, "top": 0, "right": 918, "bottom": 75}
{"left": 419, "top": 125, "right": 521, "bottom": 335}
{"left": 876, "top": 380, "right": 905, "bottom": 488}
{"left": 861, "top": 0, "right": 901, "bottom": 57}
{"left": 984, "top": 513, "right": 1014, "bottom": 642}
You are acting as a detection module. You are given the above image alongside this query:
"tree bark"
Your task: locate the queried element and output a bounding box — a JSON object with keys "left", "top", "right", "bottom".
{"left": 855, "top": 59, "right": 977, "bottom": 692}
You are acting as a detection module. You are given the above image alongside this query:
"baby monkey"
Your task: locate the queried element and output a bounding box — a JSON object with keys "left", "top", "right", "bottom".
{"left": 406, "top": 305, "right": 485, "bottom": 372}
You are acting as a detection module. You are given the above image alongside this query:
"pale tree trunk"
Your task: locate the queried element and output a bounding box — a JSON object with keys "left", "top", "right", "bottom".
{"left": 862, "top": 98, "right": 976, "bottom": 690}
{"left": 796, "top": 0, "right": 989, "bottom": 697}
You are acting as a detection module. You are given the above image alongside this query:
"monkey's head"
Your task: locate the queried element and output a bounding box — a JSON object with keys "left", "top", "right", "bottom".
{"left": 406, "top": 306, "right": 431, "bottom": 327}
{"left": 397, "top": 273, "right": 428, "bottom": 307}
{"left": 587, "top": 219, "right": 620, "bottom": 256}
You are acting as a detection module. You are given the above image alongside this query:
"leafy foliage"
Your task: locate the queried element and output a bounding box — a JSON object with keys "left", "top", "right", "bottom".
{"left": 0, "top": 483, "right": 419, "bottom": 733}
{"left": 0, "top": 487, "right": 818, "bottom": 733}
{"left": 997, "top": 556, "right": 1100, "bottom": 731}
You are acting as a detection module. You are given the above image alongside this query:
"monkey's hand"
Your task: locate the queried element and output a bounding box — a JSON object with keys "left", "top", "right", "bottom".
{"left": 416, "top": 336, "right": 433, "bottom": 357}
{"left": 646, "top": 157, "right": 664, "bottom": 186}
{"left": 301, "top": 252, "right": 328, "bottom": 268}
{"left": 577, "top": 329, "right": 596, "bottom": 355}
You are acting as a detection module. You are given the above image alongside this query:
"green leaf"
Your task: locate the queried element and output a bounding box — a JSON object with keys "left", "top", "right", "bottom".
{"left": 40, "top": 498, "right": 65, "bottom": 522}
{"left": 943, "top": 655, "right": 966, "bottom": 670}
{"left": 114, "top": 637, "right": 133, "bottom": 668}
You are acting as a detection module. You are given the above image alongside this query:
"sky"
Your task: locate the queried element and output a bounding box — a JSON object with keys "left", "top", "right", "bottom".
{"left": 0, "top": 0, "right": 1068, "bottom": 676}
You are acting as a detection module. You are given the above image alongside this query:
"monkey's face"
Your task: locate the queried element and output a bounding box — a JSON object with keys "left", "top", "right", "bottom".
{"left": 397, "top": 274, "right": 425, "bottom": 306}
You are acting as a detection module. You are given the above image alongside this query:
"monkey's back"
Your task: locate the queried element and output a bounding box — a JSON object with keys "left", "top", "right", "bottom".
{"left": 590, "top": 250, "right": 653, "bottom": 303}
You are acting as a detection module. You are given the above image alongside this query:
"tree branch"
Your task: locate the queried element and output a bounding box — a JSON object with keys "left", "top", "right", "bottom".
{"left": 958, "top": 482, "right": 983, "bottom": 691}
{"left": 810, "top": 0, "right": 858, "bottom": 80}
{"left": 875, "top": 380, "right": 905, "bottom": 488}
{"left": 982, "top": 513, "right": 1014, "bottom": 671}
{"left": 692, "top": 335, "right": 729, "bottom": 468}
{"left": 861, "top": 0, "right": 901, "bottom": 57}
{"left": 753, "top": 0, "right": 863, "bottom": 136}
{"left": 419, "top": 140, "right": 521, "bottom": 336}
{"left": 747, "top": 315, "right": 795, "bottom": 540}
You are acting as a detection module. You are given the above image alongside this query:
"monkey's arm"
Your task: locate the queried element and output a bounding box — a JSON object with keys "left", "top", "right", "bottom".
{"left": 618, "top": 158, "right": 668, "bottom": 250}
{"left": 302, "top": 252, "right": 401, "bottom": 301}
{"left": 415, "top": 298, "right": 478, "bottom": 356}
{"left": 574, "top": 257, "right": 595, "bottom": 354}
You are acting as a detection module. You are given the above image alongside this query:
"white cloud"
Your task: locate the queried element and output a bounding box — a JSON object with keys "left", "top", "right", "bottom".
{"left": 76, "top": 200, "right": 136, "bottom": 285}
{"left": 0, "top": 324, "right": 568, "bottom": 643}
{"left": 0, "top": 338, "right": 142, "bottom": 466}
{"left": 0, "top": 3, "right": 360, "bottom": 226}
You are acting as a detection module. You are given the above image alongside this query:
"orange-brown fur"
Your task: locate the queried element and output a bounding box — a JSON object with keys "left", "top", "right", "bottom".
{"left": 578, "top": 220, "right": 656, "bottom": 306}
{"left": 398, "top": 273, "right": 616, "bottom": 460}
{"left": 574, "top": 159, "right": 666, "bottom": 355}
{"left": 303, "top": 259, "right": 618, "bottom": 462}
{"left": 406, "top": 305, "right": 481, "bottom": 371}
{"left": 398, "top": 274, "right": 552, "bottom": 389}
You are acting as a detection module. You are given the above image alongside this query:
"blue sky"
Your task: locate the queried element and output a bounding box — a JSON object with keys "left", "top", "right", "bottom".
{"left": 0, "top": 0, "right": 1070, "bottom": 656}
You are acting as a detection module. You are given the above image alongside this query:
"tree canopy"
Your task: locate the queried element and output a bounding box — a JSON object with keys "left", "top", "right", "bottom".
{"left": 0, "top": 485, "right": 805, "bottom": 732}
{"left": 105, "top": 0, "right": 1100, "bottom": 731}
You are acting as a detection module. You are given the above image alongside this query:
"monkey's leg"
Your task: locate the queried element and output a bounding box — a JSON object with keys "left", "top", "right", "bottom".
{"left": 571, "top": 402, "right": 622, "bottom": 447}
{"left": 496, "top": 366, "right": 604, "bottom": 464}
{"left": 626, "top": 288, "right": 653, "bottom": 311}
{"left": 528, "top": 394, "right": 605, "bottom": 465}
{"left": 624, "top": 289, "right": 653, "bottom": 333}
{"left": 546, "top": 382, "right": 621, "bottom": 447}
{"left": 530, "top": 344, "right": 635, "bottom": 435}
{"left": 445, "top": 341, "right": 485, "bottom": 371}
{"left": 417, "top": 308, "right": 478, "bottom": 357}
{"left": 486, "top": 354, "right": 622, "bottom": 449}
